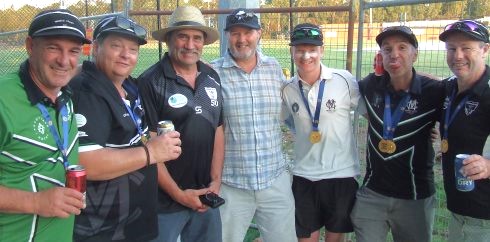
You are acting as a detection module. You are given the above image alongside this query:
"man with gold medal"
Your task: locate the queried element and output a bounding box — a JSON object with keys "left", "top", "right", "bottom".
{"left": 282, "top": 23, "right": 360, "bottom": 242}
{"left": 350, "top": 26, "right": 445, "bottom": 242}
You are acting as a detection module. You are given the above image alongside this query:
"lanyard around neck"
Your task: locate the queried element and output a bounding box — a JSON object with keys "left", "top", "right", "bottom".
{"left": 382, "top": 92, "right": 411, "bottom": 140}
{"left": 36, "top": 103, "right": 70, "bottom": 169}
{"left": 298, "top": 79, "right": 326, "bottom": 132}
{"left": 121, "top": 82, "right": 145, "bottom": 141}
{"left": 442, "top": 88, "right": 470, "bottom": 140}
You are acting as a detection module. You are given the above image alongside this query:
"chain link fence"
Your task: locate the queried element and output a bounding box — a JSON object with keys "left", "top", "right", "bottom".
{"left": 1, "top": 1, "right": 490, "bottom": 241}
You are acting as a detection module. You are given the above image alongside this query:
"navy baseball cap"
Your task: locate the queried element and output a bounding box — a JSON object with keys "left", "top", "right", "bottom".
{"left": 94, "top": 16, "right": 147, "bottom": 45}
{"left": 224, "top": 8, "right": 260, "bottom": 31}
{"left": 376, "top": 26, "right": 418, "bottom": 48}
{"left": 28, "top": 9, "right": 91, "bottom": 44}
{"left": 289, "top": 23, "right": 323, "bottom": 46}
{"left": 439, "top": 20, "right": 489, "bottom": 43}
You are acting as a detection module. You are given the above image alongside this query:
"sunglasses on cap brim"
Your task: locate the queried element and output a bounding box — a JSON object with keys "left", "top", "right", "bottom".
{"left": 444, "top": 20, "right": 489, "bottom": 42}
{"left": 227, "top": 11, "right": 256, "bottom": 24}
{"left": 291, "top": 27, "right": 323, "bottom": 41}
{"left": 96, "top": 16, "right": 147, "bottom": 41}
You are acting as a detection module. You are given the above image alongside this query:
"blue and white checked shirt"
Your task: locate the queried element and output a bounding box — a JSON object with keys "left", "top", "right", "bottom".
{"left": 211, "top": 51, "right": 288, "bottom": 190}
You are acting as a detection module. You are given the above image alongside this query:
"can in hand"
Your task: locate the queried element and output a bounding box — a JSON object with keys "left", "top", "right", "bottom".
{"left": 66, "top": 164, "right": 87, "bottom": 204}
{"left": 157, "top": 120, "right": 175, "bottom": 136}
{"left": 374, "top": 52, "right": 384, "bottom": 76}
{"left": 454, "top": 154, "right": 475, "bottom": 192}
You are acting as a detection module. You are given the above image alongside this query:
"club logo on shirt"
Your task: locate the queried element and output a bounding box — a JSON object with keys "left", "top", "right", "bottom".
{"left": 325, "top": 99, "right": 336, "bottom": 112}
{"left": 372, "top": 93, "right": 383, "bottom": 108}
{"left": 205, "top": 87, "right": 219, "bottom": 107}
{"left": 168, "top": 94, "right": 188, "bottom": 108}
{"left": 404, "top": 99, "right": 418, "bottom": 115}
{"left": 292, "top": 103, "right": 299, "bottom": 113}
{"left": 32, "top": 116, "right": 49, "bottom": 141}
{"left": 443, "top": 96, "right": 451, "bottom": 110}
{"left": 465, "top": 101, "right": 478, "bottom": 115}
{"left": 75, "top": 113, "right": 87, "bottom": 128}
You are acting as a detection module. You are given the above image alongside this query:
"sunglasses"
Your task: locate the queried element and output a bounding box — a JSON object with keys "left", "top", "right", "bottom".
{"left": 444, "top": 20, "right": 489, "bottom": 42}
{"left": 227, "top": 11, "right": 256, "bottom": 24}
{"left": 96, "top": 16, "right": 147, "bottom": 41}
{"left": 291, "top": 27, "right": 323, "bottom": 41}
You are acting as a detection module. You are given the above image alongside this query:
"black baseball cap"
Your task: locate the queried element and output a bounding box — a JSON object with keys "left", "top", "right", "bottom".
{"left": 224, "top": 8, "right": 260, "bottom": 31}
{"left": 439, "top": 20, "right": 489, "bottom": 43}
{"left": 93, "top": 16, "right": 147, "bottom": 45}
{"left": 376, "top": 26, "right": 418, "bottom": 48}
{"left": 28, "top": 9, "right": 91, "bottom": 44}
{"left": 289, "top": 23, "right": 323, "bottom": 46}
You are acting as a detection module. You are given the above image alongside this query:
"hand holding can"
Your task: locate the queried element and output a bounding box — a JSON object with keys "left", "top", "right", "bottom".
{"left": 157, "top": 120, "right": 175, "bottom": 136}
{"left": 454, "top": 154, "right": 475, "bottom": 192}
{"left": 66, "top": 165, "right": 87, "bottom": 205}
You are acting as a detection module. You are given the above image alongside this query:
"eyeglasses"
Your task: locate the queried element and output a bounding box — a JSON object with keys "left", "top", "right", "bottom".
{"left": 444, "top": 20, "right": 489, "bottom": 42}
{"left": 227, "top": 10, "right": 256, "bottom": 24}
{"left": 95, "top": 16, "right": 147, "bottom": 41}
{"left": 381, "top": 26, "right": 414, "bottom": 35}
{"left": 291, "top": 27, "right": 323, "bottom": 41}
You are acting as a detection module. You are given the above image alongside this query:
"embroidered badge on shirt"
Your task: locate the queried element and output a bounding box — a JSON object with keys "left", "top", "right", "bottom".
{"left": 205, "top": 87, "right": 219, "bottom": 107}
{"left": 292, "top": 103, "right": 299, "bottom": 113}
{"left": 465, "top": 101, "right": 478, "bottom": 115}
{"left": 32, "top": 116, "right": 49, "bottom": 141}
{"left": 168, "top": 94, "right": 188, "bottom": 108}
{"left": 405, "top": 99, "right": 418, "bottom": 115}
{"left": 325, "top": 99, "right": 336, "bottom": 112}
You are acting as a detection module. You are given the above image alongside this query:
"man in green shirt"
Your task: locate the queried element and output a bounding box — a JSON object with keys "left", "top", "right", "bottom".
{"left": 0, "top": 9, "right": 90, "bottom": 242}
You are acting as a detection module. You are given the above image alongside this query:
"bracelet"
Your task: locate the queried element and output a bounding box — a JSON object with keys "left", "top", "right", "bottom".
{"left": 142, "top": 144, "right": 151, "bottom": 167}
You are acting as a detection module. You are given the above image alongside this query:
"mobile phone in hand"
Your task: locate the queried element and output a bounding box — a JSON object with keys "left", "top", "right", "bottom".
{"left": 199, "top": 192, "right": 225, "bottom": 208}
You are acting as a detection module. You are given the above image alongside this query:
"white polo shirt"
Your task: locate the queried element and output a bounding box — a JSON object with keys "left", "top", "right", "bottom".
{"left": 282, "top": 64, "right": 360, "bottom": 181}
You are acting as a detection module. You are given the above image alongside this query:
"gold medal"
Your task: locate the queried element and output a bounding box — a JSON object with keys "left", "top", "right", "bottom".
{"left": 441, "top": 139, "right": 449, "bottom": 153}
{"left": 141, "top": 134, "right": 148, "bottom": 144}
{"left": 378, "top": 139, "right": 396, "bottom": 154}
{"left": 309, "top": 131, "right": 321, "bottom": 143}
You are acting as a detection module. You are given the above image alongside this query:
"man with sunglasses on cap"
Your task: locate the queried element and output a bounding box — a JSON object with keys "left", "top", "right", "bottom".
{"left": 282, "top": 23, "right": 360, "bottom": 242}
{"left": 438, "top": 20, "right": 490, "bottom": 242}
{"left": 138, "top": 6, "right": 224, "bottom": 242}
{"left": 0, "top": 9, "right": 89, "bottom": 241}
{"left": 69, "top": 16, "right": 182, "bottom": 242}
{"left": 210, "top": 8, "right": 296, "bottom": 242}
{"left": 350, "top": 26, "right": 444, "bottom": 242}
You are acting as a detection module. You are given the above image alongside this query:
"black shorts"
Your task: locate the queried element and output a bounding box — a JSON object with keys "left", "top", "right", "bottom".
{"left": 292, "top": 175, "right": 358, "bottom": 237}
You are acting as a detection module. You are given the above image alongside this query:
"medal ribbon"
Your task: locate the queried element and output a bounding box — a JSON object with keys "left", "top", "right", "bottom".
{"left": 121, "top": 82, "right": 145, "bottom": 142}
{"left": 36, "top": 103, "right": 70, "bottom": 169}
{"left": 442, "top": 88, "right": 469, "bottom": 140}
{"left": 382, "top": 92, "right": 411, "bottom": 140}
{"left": 299, "top": 79, "right": 326, "bottom": 133}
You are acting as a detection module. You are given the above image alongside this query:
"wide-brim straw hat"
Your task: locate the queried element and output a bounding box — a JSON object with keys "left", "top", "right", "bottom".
{"left": 152, "top": 6, "right": 219, "bottom": 45}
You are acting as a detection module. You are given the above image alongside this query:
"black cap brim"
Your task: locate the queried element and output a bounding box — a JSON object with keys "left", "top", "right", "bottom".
{"left": 439, "top": 29, "right": 489, "bottom": 43}
{"left": 376, "top": 30, "right": 418, "bottom": 48}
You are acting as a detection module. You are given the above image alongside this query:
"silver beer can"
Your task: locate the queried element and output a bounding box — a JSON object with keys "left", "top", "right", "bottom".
{"left": 157, "top": 120, "right": 175, "bottom": 136}
{"left": 454, "top": 154, "right": 475, "bottom": 192}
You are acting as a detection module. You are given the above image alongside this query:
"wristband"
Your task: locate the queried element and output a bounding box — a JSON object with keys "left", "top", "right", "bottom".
{"left": 142, "top": 144, "right": 151, "bottom": 167}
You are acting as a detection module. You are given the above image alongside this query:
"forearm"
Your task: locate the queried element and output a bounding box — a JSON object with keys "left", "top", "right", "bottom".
{"left": 0, "top": 185, "right": 35, "bottom": 214}
{"left": 80, "top": 146, "right": 147, "bottom": 181}
{"left": 156, "top": 163, "right": 184, "bottom": 200}
{"left": 210, "top": 125, "right": 224, "bottom": 184}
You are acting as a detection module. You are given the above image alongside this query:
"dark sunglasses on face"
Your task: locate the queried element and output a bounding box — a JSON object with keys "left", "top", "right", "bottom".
{"left": 291, "top": 27, "right": 323, "bottom": 41}
{"left": 227, "top": 11, "right": 256, "bottom": 24}
{"left": 96, "top": 16, "right": 147, "bottom": 40}
{"left": 444, "top": 20, "right": 489, "bottom": 42}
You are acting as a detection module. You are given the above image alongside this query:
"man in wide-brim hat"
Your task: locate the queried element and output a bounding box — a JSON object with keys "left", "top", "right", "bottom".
{"left": 138, "top": 5, "right": 224, "bottom": 242}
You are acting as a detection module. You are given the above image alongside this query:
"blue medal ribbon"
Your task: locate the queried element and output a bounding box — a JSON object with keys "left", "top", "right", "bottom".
{"left": 298, "top": 79, "right": 326, "bottom": 133}
{"left": 382, "top": 92, "right": 411, "bottom": 140}
{"left": 442, "top": 88, "right": 469, "bottom": 140}
{"left": 121, "top": 82, "right": 145, "bottom": 142}
{"left": 36, "top": 103, "right": 70, "bottom": 169}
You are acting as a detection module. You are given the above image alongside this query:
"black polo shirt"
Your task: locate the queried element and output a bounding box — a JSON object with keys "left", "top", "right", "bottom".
{"left": 138, "top": 53, "right": 223, "bottom": 213}
{"left": 70, "top": 61, "right": 158, "bottom": 242}
{"left": 359, "top": 70, "right": 444, "bottom": 200}
{"left": 440, "top": 65, "right": 490, "bottom": 219}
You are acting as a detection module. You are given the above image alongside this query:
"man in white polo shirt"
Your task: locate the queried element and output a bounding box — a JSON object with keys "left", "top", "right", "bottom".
{"left": 282, "top": 23, "right": 360, "bottom": 242}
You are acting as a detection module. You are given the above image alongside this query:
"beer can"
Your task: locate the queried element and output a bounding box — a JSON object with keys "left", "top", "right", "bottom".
{"left": 454, "top": 154, "right": 474, "bottom": 192}
{"left": 374, "top": 52, "right": 384, "bottom": 76}
{"left": 157, "top": 120, "right": 175, "bottom": 136}
{"left": 66, "top": 165, "right": 87, "bottom": 194}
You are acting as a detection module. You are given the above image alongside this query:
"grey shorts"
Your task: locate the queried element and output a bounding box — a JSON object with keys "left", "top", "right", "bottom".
{"left": 350, "top": 186, "right": 435, "bottom": 242}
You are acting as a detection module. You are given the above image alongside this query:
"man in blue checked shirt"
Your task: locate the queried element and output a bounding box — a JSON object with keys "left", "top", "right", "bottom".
{"left": 210, "top": 8, "right": 296, "bottom": 242}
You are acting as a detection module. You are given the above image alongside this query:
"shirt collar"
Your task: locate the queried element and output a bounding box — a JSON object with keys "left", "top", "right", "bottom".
{"left": 221, "top": 49, "right": 264, "bottom": 70}
{"left": 293, "top": 63, "right": 333, "bottom": 86}
{"left": 19, "top": 60, "right": 72, "bottom": 107}
{"left": 374, "top": 67, "right": 422, "bottom": 96}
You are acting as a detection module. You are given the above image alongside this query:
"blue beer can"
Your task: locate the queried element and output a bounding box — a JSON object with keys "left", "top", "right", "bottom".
{"left": 454, "top": 154, "right": 475, "bottom": 192}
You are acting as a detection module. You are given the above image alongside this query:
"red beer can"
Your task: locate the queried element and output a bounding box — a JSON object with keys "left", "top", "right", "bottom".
{"left": 66, "top": 165, "right": 87, "bottom": 194}
{"left": 374, "top": 52, "right": 384, "bottom": 76}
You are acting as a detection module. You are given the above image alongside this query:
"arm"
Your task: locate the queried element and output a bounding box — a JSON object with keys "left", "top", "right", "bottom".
{"left": 80, "top": 131, "right": 181, "bottom": 181}
{"left": 208, "top": 125, "right": 224, "bottom": 194}
{"left": 0, "top": 185, "right": 84, "bottom": 218}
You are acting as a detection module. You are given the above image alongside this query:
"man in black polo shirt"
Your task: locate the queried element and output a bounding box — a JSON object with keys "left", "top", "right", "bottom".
{"left": 138, "top": 6, "right": 224, "bottom": 242}
{"left": 70, "top": 16, "right": 182, "bottom": 242}
{"left": 438, "top": 20, "right": 490, "bottom": 242}
{"left": 350, "top": 26, "right": 444, "bottom": 242}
